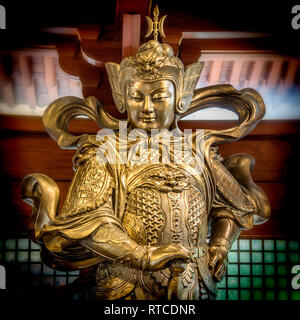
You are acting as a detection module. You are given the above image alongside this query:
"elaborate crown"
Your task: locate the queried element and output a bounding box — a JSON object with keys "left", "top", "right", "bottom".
{"left": 105, "top": 6, "right": 203, "bottom": 114}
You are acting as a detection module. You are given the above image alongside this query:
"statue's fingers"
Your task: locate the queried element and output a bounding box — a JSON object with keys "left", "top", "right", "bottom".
{"left": 209, "top": 255, "right": 218, "bottom": 270}
{"left": 215, "top": 263, "right": 225, "bottom": 281}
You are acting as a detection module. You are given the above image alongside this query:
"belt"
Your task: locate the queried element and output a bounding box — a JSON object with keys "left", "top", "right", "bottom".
{"left": 189, "top": 246, "right": 208, "bottom": 258}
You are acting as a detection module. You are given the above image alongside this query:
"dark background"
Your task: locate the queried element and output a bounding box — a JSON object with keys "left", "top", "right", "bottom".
{"left": 0, "top": 0, "right": 300, "bottom": 306}
{"left": 1, "top": 1, "right": 299, "bottom": 51}
{"left": 0, "top": 0, "right": 297, "bottom": 32}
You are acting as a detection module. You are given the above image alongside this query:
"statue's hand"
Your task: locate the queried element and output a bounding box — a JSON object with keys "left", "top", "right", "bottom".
{"left": 143, "top": 244, "right": 193, "bottom": 272}
{"left": 208, "top": 245, "right": 228, "bottom": 282}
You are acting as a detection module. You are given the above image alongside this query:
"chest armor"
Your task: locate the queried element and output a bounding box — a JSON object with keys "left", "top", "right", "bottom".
{"left": 122, "top": 164, "right": 208, "bottom": 248}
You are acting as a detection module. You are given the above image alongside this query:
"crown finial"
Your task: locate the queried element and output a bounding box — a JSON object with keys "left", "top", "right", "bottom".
{"left": 145, "top": 5, "right": 167, "bottom": 41}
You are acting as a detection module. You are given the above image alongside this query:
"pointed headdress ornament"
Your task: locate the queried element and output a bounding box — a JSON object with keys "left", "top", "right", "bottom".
{"left": 105, "top": 5, "right": 203, "bottom": 114}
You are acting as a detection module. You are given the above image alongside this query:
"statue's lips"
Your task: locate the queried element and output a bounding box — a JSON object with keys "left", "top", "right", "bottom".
{"left": 140, "top": 117, "right": 156, "bottom": 123}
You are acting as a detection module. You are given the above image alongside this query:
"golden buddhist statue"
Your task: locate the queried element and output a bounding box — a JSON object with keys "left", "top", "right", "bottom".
{"left": 21, "top": 7, "right": 270, "bottom": 300}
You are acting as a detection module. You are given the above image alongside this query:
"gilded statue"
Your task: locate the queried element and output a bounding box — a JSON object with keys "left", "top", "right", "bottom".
{"left": 21, "top": 7, "right": 271, "bottom": 300}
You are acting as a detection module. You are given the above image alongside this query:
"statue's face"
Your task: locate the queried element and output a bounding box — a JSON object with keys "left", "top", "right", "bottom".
{"left": 125, "top": 80, "right": 176, "bottom": 132}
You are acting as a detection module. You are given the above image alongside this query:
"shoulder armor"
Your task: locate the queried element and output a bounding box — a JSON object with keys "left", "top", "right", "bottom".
{"left": 60, "top": 155, "right": 114, "bottom": 217}
{"left": 213, "top": 160, "right": 255, "bottom": 213}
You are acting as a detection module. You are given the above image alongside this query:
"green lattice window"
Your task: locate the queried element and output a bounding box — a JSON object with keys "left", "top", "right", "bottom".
{"left": 1, "top": 238, "right": 300, "bottom": 300}
{"left": 217, "top": 239, "right": 300, "bottom": 300}
{"left": 0, "top": 238, "right": 79, "bottom": 292}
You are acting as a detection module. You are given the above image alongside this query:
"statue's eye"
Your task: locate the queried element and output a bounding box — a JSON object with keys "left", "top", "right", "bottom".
{"left": 152, "top": 92, "right": 169, "bottom": 102}
{"left": 134, "top": 96, "right": 143, "bottom": 102}
{"left": 153, "top": 97, "right": 167, "bottom": 102}
{"left": 130, "top": 95, "right": 143, "bottom": 102}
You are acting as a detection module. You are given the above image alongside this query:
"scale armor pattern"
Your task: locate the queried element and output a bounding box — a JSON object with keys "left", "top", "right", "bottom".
{"left": 187, "top": 187, "right": 205, "bottom": 246}
{"left": 125, "top": 187, "right": 164, "bottom": 245}
{"left": 60, "top": 157, "right": 113, "bottom": 217}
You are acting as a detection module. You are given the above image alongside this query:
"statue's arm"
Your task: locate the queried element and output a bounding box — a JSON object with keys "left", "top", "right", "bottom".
{"left": 207, "top": 153, "right": 271, "bottom": 281}
{"left": 80, "top": 223, "right": 192, "bottom": 271}
{"left": 22, "top": 149, "right": 192, "bottom": 270}
{"left": 208, "top": 216, "right": 241, "bottom": 282}
{"left": 69, "top": 147, "right": 192, "bottom": 271}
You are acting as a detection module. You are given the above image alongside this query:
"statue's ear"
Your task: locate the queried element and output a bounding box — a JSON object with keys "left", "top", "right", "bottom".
{"left": 177, "top": 62, "right": 204, "bottom": 113}
{"left": 105, "top": 62, "right": 125, "bottom": 113}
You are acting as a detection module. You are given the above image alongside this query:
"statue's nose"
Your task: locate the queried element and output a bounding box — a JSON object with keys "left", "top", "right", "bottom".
{"left": 142, "top": 96, "right": 154, "bottom": 114}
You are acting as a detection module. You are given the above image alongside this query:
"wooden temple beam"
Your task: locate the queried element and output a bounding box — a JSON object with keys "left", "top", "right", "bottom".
{"left": 18, "top": 55, "right": 36, "bottom": 108}
{"left": 122, "top": 13, "right": 141, "bottom": 58}
{"left": 229, "top": 60, "right": 244, "bottom": 86}
{"left": 248, "top": 59, "right": 265, "bottom": 87}
{"left": 69, "top": 78, "right": 83, "bottom": 97}
{"left": 44, "top": 56, "right": 58, "bottom": 102}
{"left": 267, "top": 58, "right": 284, "bottom": 88}
{"left": 115, "top": 0, "right": 150, "bottom": 35}
{"left": 282, "top": 59, "right": 300, "bottom": 90}
{"left": 207, "top": 60, "right": 223, "bottom": 85}
{"left": 0, "top": 56, "right": 14, "bottom": 107}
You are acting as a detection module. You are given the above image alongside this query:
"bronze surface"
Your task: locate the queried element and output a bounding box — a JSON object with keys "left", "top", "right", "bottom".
{"left": 21, "top": 7, "right": 270, "bottom": 300}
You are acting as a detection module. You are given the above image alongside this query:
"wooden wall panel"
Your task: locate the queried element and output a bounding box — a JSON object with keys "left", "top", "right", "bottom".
{"left": 2, "top": 179, "right": 292, "bottom": 238}
{"left": 1, "top": 116, "right": 299, "bottom": 136}
{"left": 0, "top": 115, "right": 299, "bottom": 238}
{"left": 219, "top": 138, "right": 296, "bottom": 182}
{"left": 5, "top": 180, "right": 287, "bottom": 225}
{"left": 0, "top": 134, "right": 295, "bottom": 182}
{"left": 0, "top": 135, "right": 75, "bottom": 181}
